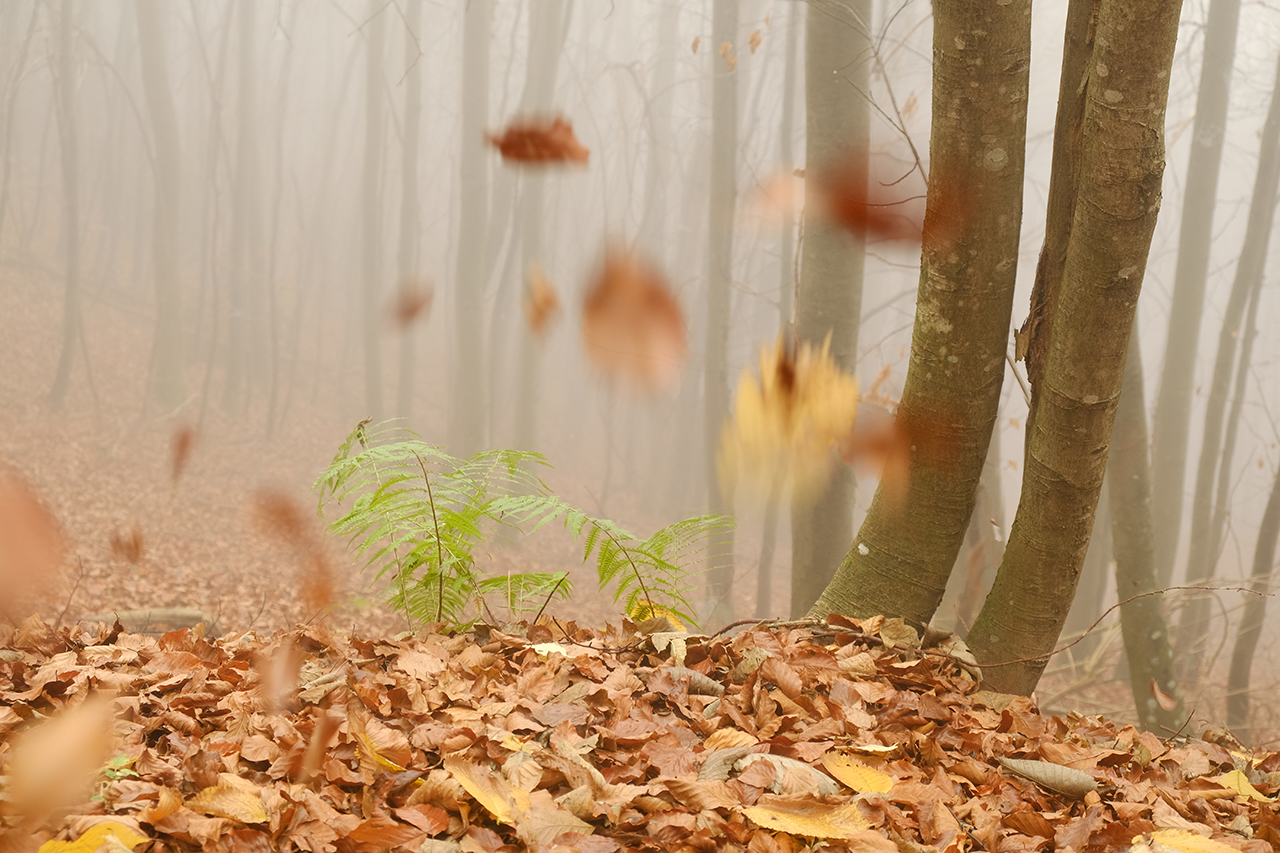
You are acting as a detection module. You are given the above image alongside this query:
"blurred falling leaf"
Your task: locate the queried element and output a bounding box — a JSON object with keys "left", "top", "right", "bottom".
{"left": 301, "top": 550, "right": 335, "bottom": 613}
{"left": 814, "top": 163, "right": 928, "bottom": 243}
{"left": 524, "top": 262, "right": 560, "bottom": 338}
{"left": 749, "top": 29, "right": 763, "bottom": 53}
{"left": 170, "top": 424, "right": 196, "bottom": 483}
{"left": 902, "top": 91, "right": 918, "bottom": 120}
{"left": 0, "top": 469, "right": 63, "bottom": 603}
{"left": 582, "top": 248, "right": 687, "bottom": 392}
{"left": 250, "top": 490, "right": 310, "bottom": 548}
{"left": 718, "top": 336, "right": 859, "bottom": 502}
{"left": 726, "top": 52, "right": 738, "bottom": 72}
{"left": 387, "top": 279, "right": 435, "bottom": 329}
{"left": 691, "top": 36, "right": 700, "bottom": 53}
{"left": 718, "top": 41, "right": 731, "bottom": 58}
{"left": 5, "top": 695, "right": 113, "bottom": 820}
{"left": 109, "top": 523, "right": 145, "bottom": 564}
{"left": 37, "top": 821, "right": 149, "bottom": 853}
{"left": 1150, "top": 678, "right": 1179, "bottom": 712}
{"left": 486, "top": 115, "right": 588, "bottom": 166}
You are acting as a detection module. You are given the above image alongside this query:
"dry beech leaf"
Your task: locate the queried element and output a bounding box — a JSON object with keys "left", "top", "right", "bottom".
{"left": 691, "top": 36, "right": 700, "bottom": 53}
{"left": 742, "top": 797, "right": 880, "bottom": 843}
{"left": 109, "top": 523, "right": 145, "bottom": 564}
{"left": 736, "top": 754, "right": 839, "bottom": 797}
{"left": 1150, "top": 678, "right": 1180, "bottom": 712}
{"left": 1139, "top": 830, "right": 1241, "bottom": 853}
{"left": 139, "top": 787, "right": 184, "bottom": 825}
{"left": 704, "top": 728, "right": 758, "bottom": 750}
{"left": 718, "top": 336, "right": 859, "bottom": 503}
{"left": 1212, "top": 769, "right": 1274, "bottom": 803}
{"left": 749, "top": 29, "right": 763, "bottom": 53}
{"left": 187, "top": 773, "right": 268, "bottom": 824}
{"left": 444, "top": 757, "right": 517, "bottom": 824}
{"left": 387, "top": 279, "right": 435, "bottom": 329}
{"left": 486, "top": 115, "right": 588, "bottom": 166}
{"left": 524, "top": 262, "right": 560, "bottom": 338}
{"left": 170, "top": 424, "right": 196, "bottom": 483}
{"left": 758, "top": 656, "right": 802, "bottom": 700}
{"left": 37, "top": 821, "right": 149, "bottom": 853}
{"left": 582, "top": 248, "right": 687, "bottom": 392}
{"left": 998, "top": 757, "right": 1097, "bottom": 800}
{"left": 821, "top": 754, "right": 894, "bottom": 794}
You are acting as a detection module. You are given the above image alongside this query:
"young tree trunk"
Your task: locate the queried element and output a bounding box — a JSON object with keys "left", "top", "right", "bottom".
{"left": 1149, "top": 0, "right": 1241, "bottom": 589}
{"left": 808, "top": 0, "right": 1030, "bottom": 627}
{"left": 449, "top": 0, "right": 492, "bottom": 457}
{"left": 703, "top": 0, "right": 739, "bottom": 622}
{"left": 1177, "top": 52, "right": 1280, "bottom": 673}
{"left": 967, "top": 0, "right": 1182, "bottom": 695}
{"left": 1108, "top": 331, "right": 1186, "bottom": 731}
{"left": 395, "top": 0, "right": 424, "bottom": 422}
{"left": 937, "top": 427, "right": 1005, "bottom": 632}
{"left": 135, "top": 0, "right": 186, "bottom": 410}
{"left": 0, "top": 4, "right": 39, "bottom": 247}
{"left": 48, "top": 0, "right": 82, "bottom": 410}
{"left": 788, "top": 0, "right": 869, "bottom": 619}
{"left": 360, "top": 0, "right": 386, "bottom": 419}
{"left": 1226, "top": 456, "right": 1280, "bottom": 730}
{"left": 1062, "top": 484, "right": 1112, "bottom": 658}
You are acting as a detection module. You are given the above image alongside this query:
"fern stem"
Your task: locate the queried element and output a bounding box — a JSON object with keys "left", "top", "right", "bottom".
{"left": 590, "top": 520, "right": 656, "bottom": 614}
{"left": 412, "top": 452, "right": 447, "bottom": 622}
{"left": 531, "top": 575, "right": 569, "bottom": 625}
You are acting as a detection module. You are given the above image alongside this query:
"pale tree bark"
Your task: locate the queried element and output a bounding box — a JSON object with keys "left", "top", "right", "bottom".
{"left": 0, "top": 4, "right": 39, "bottom": 247}
{"left": 1177, "top": 52, "right": 1280, "bottom": 674}
{"left": 757, "top": 0, "right": 803, "bottom": 620}
{"left": 1061, "top": 485, "right": 1111, "bottom": 658}
{"left": 393, "top": 0, "right": 423, "bottom": 421}
{"left": 936, "top": 427, "right": 1005, "bottom": 632}
{"left": 1109, "top": 331, "right": 1186, "bottom": 731}
{"left": 1149, "top": 0, "right": 1241, "bottom": 588}
{"left": 361, "top": 0, "right": 386, "bottom": 419}
{"left": 513, "top": 0, "right": 567, "bottom": 451}
{"left": 135, "top": 0, "right": 185, "bottom": 410}
{"left": 808, "top": 0, "right": 1030, "bottom": 626}
{"left": 789, "top": 0, "right": 869, "bottom": 618}
{"left": 450, "top": 0, "right": 492, "bottom": 457}
{"left": 967, "top": 0, "right": 1182, "bottom": 695}
{"left": 48, "top": 0, "right": 83, "bottom": 410}
{"left": 703, "top": 0, "right": 739, "bottom": 622}
{"left": 1227, "top": 456, "right": 1280, "bottom": 730}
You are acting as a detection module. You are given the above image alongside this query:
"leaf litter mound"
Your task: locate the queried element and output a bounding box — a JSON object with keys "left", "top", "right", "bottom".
{"left": 2, "top": 612, "right": 1278, "bottom": 853}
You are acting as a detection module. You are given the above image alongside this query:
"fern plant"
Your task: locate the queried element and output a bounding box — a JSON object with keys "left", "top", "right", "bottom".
{"left": 314, "top": 420, "right": 732, "bottom": 630}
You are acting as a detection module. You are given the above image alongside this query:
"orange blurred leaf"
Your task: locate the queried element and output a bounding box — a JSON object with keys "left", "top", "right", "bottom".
{"left": 387, "top": 279, "right": 435, "bottom": 329}
{"left": 109, "top": 523, "right": 145, "bottom": 564}
{"left": 171, "top": 424, "right": 196, "bottom": 483}
{"left": 486, "top": 116, "right": 588, "bottom": 166}
{"left": 0, "top": 470, "right": 63, "bottom": 602}
{"left": 524, "top": 262, "right": 560, "bottom": 338}
{"left": 582, "top": 248, "right": 687, "bottom": 392}
{"left": 749, "top": 29, "right": 763, "bottom": 53}
{"left": 691, "top": 36, "right": 701, "bottom": 53}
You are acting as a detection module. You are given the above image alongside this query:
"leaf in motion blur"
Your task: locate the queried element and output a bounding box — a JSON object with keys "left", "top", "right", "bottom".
{"left": 813, "top": 162, "right": 927, "bottom": 243}
{"left": 718, "top": 336, "right": 859, "bottom": 502}
{"left": 5, "top": 694, "right": 113, "bottom": 820}
{"left": 524, "top": 261, "right": 560, "bottom": 338}
{"left": 170, "top": 423, "right": 196, "bottom": 483}
{"left": 0, "top": 469, "right": 63, "bottom": 605}
{"left": 582, "top": 247, "right": 687, "bottom": 392}
{"left": 387, "top": 278, "right": 435, "bottom": 329}
{"left": 109, "top": 523, "right": 145, "bottom": 564}
{"left": 486, "top": 115, "right": 588, "bottom": 166}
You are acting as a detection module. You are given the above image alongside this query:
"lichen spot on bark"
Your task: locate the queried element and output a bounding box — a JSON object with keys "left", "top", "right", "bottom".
{"left": 1104, "top": 89, "right": 1123, "bottom": 104}
{"left": 920, "top": 300, "right": 954, "bottom": 335}
{"left": 1096, "top": 62, "right": 1109, "bottom": 78}
{"left": 954, "top": 35, "right": 966, "bottom": 49}
{"left": 857, "top": 542, "right": 870, "bottom": 556}
{"left": 983, "top": 148, "right": 1008, "bottom": 171}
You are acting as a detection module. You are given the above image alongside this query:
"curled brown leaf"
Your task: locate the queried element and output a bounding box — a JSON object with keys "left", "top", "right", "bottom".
{"left": 486, "top": 115, "right": 588, "bottom": 166}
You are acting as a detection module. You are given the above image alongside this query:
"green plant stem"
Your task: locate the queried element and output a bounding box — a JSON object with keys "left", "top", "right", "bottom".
{"left": 413, "top": 452, "right": 447, "bottom": 622}
{"left": 590, "top": 520, "right": 656, "bottom": 614}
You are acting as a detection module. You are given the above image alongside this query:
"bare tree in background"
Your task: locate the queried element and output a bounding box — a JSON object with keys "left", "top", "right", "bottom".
{"left": 790, "top": 0, "right": 869, "bottom": 618}
{"left": 395, "top": 0, "right": 424, "bottom": 421}
{"left": 361, "top": 0, "right": 387, "bottom": 419}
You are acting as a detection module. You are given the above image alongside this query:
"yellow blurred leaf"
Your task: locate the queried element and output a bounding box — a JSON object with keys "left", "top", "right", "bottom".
{"left": 38, "top": 821, "right": 149, "bottom": 853}
{"left": 821, "top": 754, "right": 894, "bottom": 794}
{"left": 445, "top": 757, "right": 516, "bottom": 824}
{"left": 1148, "top": 830, "right": 1240, "bottom": 853}
{"left": 743, "top": 799, "right": 879, "bottom": 842}
{"left": 1211, "top": 769, "right": 1274, "bottom": 802}
{"left": 8, "top": 695, "right": 113, "bottom": 818}
{"left": 187, "top": 773, "right": 268, "bottom": 824}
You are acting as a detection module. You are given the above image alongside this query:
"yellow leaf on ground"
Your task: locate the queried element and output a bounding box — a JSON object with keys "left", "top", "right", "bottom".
{"left": 187, "top": 773, "right": 268, "bottom": 824}
{"left": 38, "top": 821, "right": 149, "bottom": 853}
{"left": 821, "top": 753, "right": 894, "bottom": 794}
{"left": 1147, "top": 830, "right": 1240, "bottom": 853}
{"left": 1212, "top": 769, "right": 1274, "bottom": 802}
{"left": 743, "top": 798, "right": 873, "bottom": 840}
{"left": 445, "top": 757, "right": 516, "bottom": 824}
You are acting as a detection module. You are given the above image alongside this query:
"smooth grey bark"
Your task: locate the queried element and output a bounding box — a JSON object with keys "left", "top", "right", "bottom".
{"left": 790, "top": 0, "right": 869, "bottom": 618}
{"left": 1109, "top": 331, "right": 1186, "bottom": 731}
{"left": 808, "top": 0, "right": 1030, "bottom": 627}
{"left": 968, "top": 0, "right": 1182, "bottom": 695}
{"left": 1062, "top": 484, "right": 1112, "bottom": 658}
{"left": 513, "top": 0, "right": 567, "bottom": 451}
{"left": 135, "top": 0, "right": 185, "bottom": 409}
{"left": 449, "top": 0, "right": 492, "bottom": 457}
{"left": 937, "top": 427, "right": 1005, "bottom": 632}
{"left": 48, "top": 0, "right": 83, "bottom": 409}
{"left": 1226, "top": 455, "right": 1280, "bottom": 730}
{"left": 395, "top": 0, "right": 424, "bottom": 422}
{"left": 1177, "top": 52, "right": 1280, "bottom": 673}
{"left": 0, "top": 3, "right": 39, "bottom": 247}
{"left": 1149, "top": 0, "right": 1241, "bottom": 588}
{"left": 704, "top": 0, "right": 739, "bottom": 622}
{"left": 360, "top": 0, "right": 386, "bottom": 419}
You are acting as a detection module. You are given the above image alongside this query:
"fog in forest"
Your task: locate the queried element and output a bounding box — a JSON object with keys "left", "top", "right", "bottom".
{"left": 2, "top": 0, "right": 1280, "bottom": 734}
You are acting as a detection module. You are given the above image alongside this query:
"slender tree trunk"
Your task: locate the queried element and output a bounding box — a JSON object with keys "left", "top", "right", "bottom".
{"left": 1226, "top": 457, "right": 1280, "bottom": 730}
{"left": 1108, "top": 331, "right": 1186, "bottom": 731}
{"left": 360, "top": 0, "right": 386, "bottom": 419}
{"left": 808, "top": 0, "right": 1031, "bottom": 627}
{"left": 704, "top": 0, "right": 739, "bottom": 622}
{"left": 0, "top": 4, "right": 39, "bottom": 247}
{"left": 395, "top": 0, "right": 424, "bottom": 422}
{"left": 967, "top": 0, "right": 1182, "bottom": 695}
{"left": 938, "top": 427, "right": 1005, "bottom": 632}
{"left": 450, "top": 0, "right": 492, "bottom": 457}
{"left": 1177, "top": 52, "right": 1280, "bottom": 673}
{"left": 48, "top": 0, "right": 82, "bottom": 410}
{"left": 1149, "top": 0, "right": 1241, "bottom": 589}
{"left": 1062, "top": 483, "right": 1112, "bottom": 657}
{"left": 789, "top": 0, "right": 869, "bottom": 618}
{"left": 135, "top": 0, "right": 185, "bottom": 410}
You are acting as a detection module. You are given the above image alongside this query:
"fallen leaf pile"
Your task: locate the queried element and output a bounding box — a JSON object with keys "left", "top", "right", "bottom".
{"left": 2, "top": 612, "right": 1278, "bottom": 853}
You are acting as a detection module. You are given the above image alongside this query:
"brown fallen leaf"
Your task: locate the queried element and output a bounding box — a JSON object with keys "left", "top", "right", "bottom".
{"left": 170, "top": 424, "right": 196, "bottom": 483}
{"left": 582, "top": 248, "right": 687, "bottom": 392}
{"left": 524, "top": 262, "right": 560, "bottom": 338}
{"left": 387, "top": 279, "right": 435, "bottom": 329}
{"left": 486, "top": 115, "right": 588, "bottom": 166}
